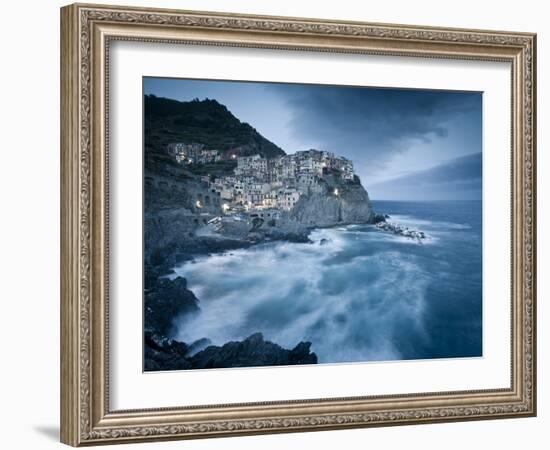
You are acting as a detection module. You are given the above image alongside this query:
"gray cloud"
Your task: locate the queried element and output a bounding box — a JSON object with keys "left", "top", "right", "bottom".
{"left": 368, "top": 152, "right": 482, "bottom": 200}
{"left": 145, "top": 77, "right": 483, "bottom": 200}
{"left": 270, "top": 84, "right": 481, "bottom": 170}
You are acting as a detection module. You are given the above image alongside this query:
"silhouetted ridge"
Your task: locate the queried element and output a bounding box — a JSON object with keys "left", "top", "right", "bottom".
{"left": 144, "top": 95, "right": 285, "bottom": 159}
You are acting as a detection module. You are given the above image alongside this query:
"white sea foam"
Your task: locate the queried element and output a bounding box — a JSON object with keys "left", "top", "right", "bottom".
{"left": 171, "top": 226, "right": 432, "bottom": 364}
{"left": 390, "top": 214, "right": 471, "bottom": 230}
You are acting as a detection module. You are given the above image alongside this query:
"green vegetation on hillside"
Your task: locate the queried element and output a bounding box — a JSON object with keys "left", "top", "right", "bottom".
{"left": 144, "top": 95, "right": 286, "bottom": 161}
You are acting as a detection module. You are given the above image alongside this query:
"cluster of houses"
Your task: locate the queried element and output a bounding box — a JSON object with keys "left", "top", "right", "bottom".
{"left": 168, "top": 143, "right": 356, "bottom": 214}
{"left": 216, "top": 150, "right": 355, "bottom": 213}
{"left": 234, "top": 151, "right": 354, "bottom": 182}
{"left": 167, "top": 142, "right": 223, "bottom": 165}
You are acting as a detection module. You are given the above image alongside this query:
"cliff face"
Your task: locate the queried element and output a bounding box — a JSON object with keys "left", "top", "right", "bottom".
{"left": 142, "top": 97, "right": 375, "bottom": 372}
{"left": 144, "top": 171, "right": 223, "bottom": 267}
{"left": 291, "top": 175, "right": 375, "bottom": 226}
{"left": 144, "top": 96, "right": 289, "bottom": 266}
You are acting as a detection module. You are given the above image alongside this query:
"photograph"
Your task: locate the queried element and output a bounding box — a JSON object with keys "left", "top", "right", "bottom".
{"left": 55, "top": 2, "right": 537, "bottom": 446}
{"left": 143, "top": 78, "right": 483, "bottom": 372}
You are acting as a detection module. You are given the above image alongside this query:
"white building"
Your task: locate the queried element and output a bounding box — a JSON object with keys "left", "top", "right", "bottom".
{"left": 167, "top": 142, "right": 358, "bottom": 213}
{"left": 167, "top": 143, "right": 221, "bottom": 165}
{"left": 235, "top": 154, "right": 268, "bottom": 177}
{"left": 276, "top": 189, "right": 301, "bottom": 211}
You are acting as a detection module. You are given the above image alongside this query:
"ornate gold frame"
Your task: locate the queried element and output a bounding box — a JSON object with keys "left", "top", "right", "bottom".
{"left": 60, "top": 3, "right": 537, "bottom": 446}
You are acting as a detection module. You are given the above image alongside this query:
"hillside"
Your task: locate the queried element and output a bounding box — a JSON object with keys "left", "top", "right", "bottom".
{"left": 143, "top": 96, "right": 377, "bottom": 371}
{"left": 143, "top": 95, "right": 377, "bottom": 271}
{"left": 144, "top": 95, "right": 286, "bottom": 161}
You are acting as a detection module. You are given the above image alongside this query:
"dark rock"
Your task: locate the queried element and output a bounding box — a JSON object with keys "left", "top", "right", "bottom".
{"left": 371, "top": 213, "right": 387, "bottom": 224}
{"left": 189, "top": 333, "right": 318, "bottom": 369}
{"left": 250, "top": 217, "right": 264, "bottom": 231}
{"left": 144, "top": 262, "right": 175, "bottom": 290}
{"left": 289, "top": 341, "right": 317, "bottom": 365}
{"left": 186, "top": 337, "right": 212, "bottom": 356}
{"left": 144, "top": 332, "right": 318, "bottom": 371}
{"left": 144, "top": 332, "right": 192, "bottom": 371}
{"left": 144, "top": 276, "right": 200, "bottom": 336}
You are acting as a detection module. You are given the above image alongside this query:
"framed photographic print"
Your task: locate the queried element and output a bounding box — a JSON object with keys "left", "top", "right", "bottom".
{"left": 60, "top": 3, "right": 537, "bottom": 446}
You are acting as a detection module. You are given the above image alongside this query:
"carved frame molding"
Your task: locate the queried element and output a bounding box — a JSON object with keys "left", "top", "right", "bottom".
{"left": 60, "top": 3, "right": 536, "bottom": 446}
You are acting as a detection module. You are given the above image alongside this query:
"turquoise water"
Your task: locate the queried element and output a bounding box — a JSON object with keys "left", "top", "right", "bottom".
{"left": 171, "top": 200, "right": 482, "bottom": 364}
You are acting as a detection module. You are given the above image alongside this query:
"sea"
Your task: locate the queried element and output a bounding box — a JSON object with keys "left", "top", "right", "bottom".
{"left": 170, "top": 200, "right": 483, "bottom": 365}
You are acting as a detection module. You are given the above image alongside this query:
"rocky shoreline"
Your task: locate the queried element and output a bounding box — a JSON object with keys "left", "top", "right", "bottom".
{"left": 142, "top": 97, "right": 385, "bottom": 370}
{"left": 142, "top": 210, "right": 393, "bottom": 371}
{"left": 145, "top": 330, "right": 317, "bottom": 371}
{"left": 144, "top": 269, "right": 319, "bottom": 371}
{"left": 375, "top": 220, "right": 426, "bottom": 241}
{"left": 143, "top": 177, "right": 389, "bottom": 371}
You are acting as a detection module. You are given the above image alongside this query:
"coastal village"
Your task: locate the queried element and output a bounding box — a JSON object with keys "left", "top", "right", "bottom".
{"left": 165, "top": 142, "right": 426, "bottom": 241}
{"left": 167, "top": 143, "right": 355, "bottom": 216}
{"left": 142, "top": 95, "right": 433, "bottom": 374}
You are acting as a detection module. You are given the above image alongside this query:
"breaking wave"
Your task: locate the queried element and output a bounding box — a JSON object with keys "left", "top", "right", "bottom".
{"left": 171, "top": 200, "right": 483, "bottom": 365}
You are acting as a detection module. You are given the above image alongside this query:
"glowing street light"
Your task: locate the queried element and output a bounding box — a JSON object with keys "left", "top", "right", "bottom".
{"left": 334, "top": 188, "right": 339, "bottom": 196}
{"left": 195, "top": 200, "right": 203, "bottom": 208}
{"left": 222, "top": 203, "right": 229, "bottom": 212}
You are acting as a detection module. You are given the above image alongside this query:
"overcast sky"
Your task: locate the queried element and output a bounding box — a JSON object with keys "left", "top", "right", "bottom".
{"left": 144, "top": 77, "right": 482, "bottom": 200}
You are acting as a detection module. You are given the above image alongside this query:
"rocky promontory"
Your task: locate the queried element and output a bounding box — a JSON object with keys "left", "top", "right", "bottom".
{"left": 142, "top": 96, "right": 380, "bottom": 371}
{"left": 291, "top": 173, "right": 374, "bottom": 226}
{"left": 143, "top": 97, "right": 381, "bottom": 269}
{"left": 145, "top": 332, "right": 317, "bottom": 371}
